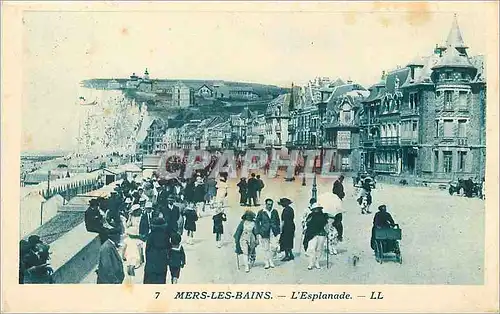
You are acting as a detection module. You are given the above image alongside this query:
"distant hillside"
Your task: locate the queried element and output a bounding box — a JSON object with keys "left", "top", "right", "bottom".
{"left": 148, "top": 98, "right": 269, "bottom": 126}
{"left": 80, "top": 78, "right": 290, "bottom": 98}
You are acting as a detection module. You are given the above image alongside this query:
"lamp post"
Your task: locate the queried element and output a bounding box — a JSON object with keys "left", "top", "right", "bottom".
{"left": 302, "top": 151, "right": 307, "bottom": 186}
{"left": 312, "top": 172, "right": 318, "bottom": 200}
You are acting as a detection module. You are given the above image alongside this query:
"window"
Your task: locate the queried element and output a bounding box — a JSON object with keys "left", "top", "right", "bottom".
{"left": 443, "top": 119, "right": 454, "bottom": 137}
{"left": 444, "top": 91, "right": 453, "bottom": 110}
{"left": 435, "top": 120, "right": 440, "bottom": 137}
{"left": 434, "top": 151, "right": 439, "bottom": 172}
{"left": 409, "top": 92, "right": 419, "bottom": 111}
{"left": 341, "top": 157, "right": 350, "bottom": 171}
{"left": 443, "top": 151, "right": 453, "bottom": 173}
{"left": 458, "top": 119, "right": 467, "bottom": 137}
{"left": 458, "top": 151, "right": 467, "bottom": 172}
{"left": 412, "top": 121, "right": 418, "bottom": 138}
{"left": 459, "top": 91, "right": 468, "bottom": 110}
{"left": 340, "top": 103, "right": 353, "bottom": 125}
{"left": 445, "top": 72, "right": 452, "bottom": 80}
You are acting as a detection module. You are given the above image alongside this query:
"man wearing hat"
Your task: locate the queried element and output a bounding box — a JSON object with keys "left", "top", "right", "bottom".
{"left": 139, "top": 202, "right": 154, "bottom": 241}
{"left": 161, "top": 194, "right": 181, "bottom": 235}
{"left": 97, "top": 228, "right": 125, "bottom": 284}
{"left": 85, "top": 199, "right": 107, "bottom": 244}
{"left": 303, "top": 202, "right": 328, "bottom": 270}
{"left": 255, "top": 199, "right": 281, "bottom": 269}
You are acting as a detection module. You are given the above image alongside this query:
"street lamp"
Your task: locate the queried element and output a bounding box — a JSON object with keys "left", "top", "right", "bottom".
{"left": 302, "top": 151, "right": 307, "bottom": 186}
{"left": 312, "top": 172, "right": 318, "bottom": 200}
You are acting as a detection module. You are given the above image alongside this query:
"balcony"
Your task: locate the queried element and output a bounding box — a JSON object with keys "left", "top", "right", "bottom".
{"left": 436, "top": 137, "right": 468, "bottom": 146}
{"left": 362, "top": 138, "right": 375, "bottom": 148}
{"left": 374, "top": 163, "right": 398, "bottom": 173}
{"left": 322, "top": 141, "right": 336, "bottom": 148}
{"left": 400, "top": 137, "right": 419, "bottom": 146}
{"left": 375, "top": 137, "right": 399, "bottom": 146}
{"left": 400, "top": 108, "right": 419, "bottom": 117}
{"left": 457, "top": 137, "right": 468, "bottom": 146}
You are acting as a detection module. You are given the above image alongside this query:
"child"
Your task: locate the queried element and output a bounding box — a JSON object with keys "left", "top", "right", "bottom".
{"left": 183, "top": 202, "right": 198, "bottom": 245}
{"left": 325, "top": 214, "right": 340, "bottom": 255}
{"left": 212, "top": 208, "right": 227, "bottom": 248}
{"left": 168, "top": 233, "right": 186, "bottom": 284}
{"left": 215, "top": 177, "right": 229, "bottom": 210}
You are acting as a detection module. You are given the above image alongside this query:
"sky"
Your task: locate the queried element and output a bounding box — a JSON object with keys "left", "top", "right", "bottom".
{"left": 21, "top": 5, "right": 493, "bottom": 152}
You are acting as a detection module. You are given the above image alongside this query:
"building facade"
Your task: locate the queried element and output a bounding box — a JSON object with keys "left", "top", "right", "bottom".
{"left": 154, "top": 128, "right": 179, "bottom": 154}
{"left": 360, "top": 16, "right": 486, "bottom": 181}
{"left": 172, "top": 81, "right": 192, "bottom": 108}
{"left": 246, "top": 114, "right": 266, "bottom": 149}
{"left": 265, "top": 93, "right": 291, "bottom": 152}
{"left": 136, "top": 116, "right": 167, "bottom": 156}
{"left": 196, "top": 84, "right": 214, "bottom": 98}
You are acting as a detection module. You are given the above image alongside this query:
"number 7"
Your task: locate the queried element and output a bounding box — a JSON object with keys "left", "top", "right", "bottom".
{"left": 155, "top": 292, "right": 160, "bottom": 299}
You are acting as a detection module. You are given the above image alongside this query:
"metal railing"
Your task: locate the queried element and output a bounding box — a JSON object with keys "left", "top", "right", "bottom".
{"left": 400, "top": 137, "right": 419, "bottom": 145}
{"left": 375, "top": 137, "right": 399, "bottom": 146}
{"left": 374, "top": 163, "right": 398, "bottom": 173}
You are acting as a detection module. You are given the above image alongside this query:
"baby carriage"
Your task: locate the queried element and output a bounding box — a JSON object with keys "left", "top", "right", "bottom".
{"left": 373, "top": 224, "right": 402, "bottom": 264}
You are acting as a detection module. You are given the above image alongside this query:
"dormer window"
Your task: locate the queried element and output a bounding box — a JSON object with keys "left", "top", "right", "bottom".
{"left": 340, "top": 103, "right": 353, "bottom": 125}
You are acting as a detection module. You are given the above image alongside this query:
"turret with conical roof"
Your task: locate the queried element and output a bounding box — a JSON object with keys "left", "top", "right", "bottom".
{"left": 432, "top": 14, "right": 477, "bottom": 84}
{"left": 446, "top": 14, "right": 468, "bottom": 52}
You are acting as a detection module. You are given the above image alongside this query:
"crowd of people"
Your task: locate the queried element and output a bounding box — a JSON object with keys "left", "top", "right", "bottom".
{"left": 84, "top": 171, "right": 231, "bottom": 284}
{"left": 21, "top": 164, "right": 401, "bottom": 284}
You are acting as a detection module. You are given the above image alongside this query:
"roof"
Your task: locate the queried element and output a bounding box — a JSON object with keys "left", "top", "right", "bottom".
{"left": 401, "top": 54, "right": 439, "bottom": 88}
{"left": 265, "top": 94, "right": 290, "bottom": 116}
{"left": 384, "top": 68, "right": 410, "bottom": 94}
{"left": 197, "top": 84, "right": 213, "bottom": 91}
{"left": 432, "top": 15, "right": 475, "bottom": 70}
{"left": 407, "top": 56, "right": 426, "bottom": 67}
{"left": 432, "top": 44, "right": 475, "bottom": 70}
{"left": 446, "top": 14, "right": 468, "bottom": 49}
{"left": 136, "top": 114, "right": 155, "bottom": 143}
{"left": 325, "top": 83, "right": 367, "bottom": 106}
{"left": 332, "top": 78, "right": 346, "bottom": 87}
{"left": 240, "top": 107, "right": 258, "bottom": 120}
{"left": 363, "top": 86, "right": 385, "bottom": 103}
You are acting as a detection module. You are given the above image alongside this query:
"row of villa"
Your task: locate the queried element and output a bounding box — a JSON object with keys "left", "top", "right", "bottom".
{"left": 135, "top": 16, "right": 485, "bottom": 182}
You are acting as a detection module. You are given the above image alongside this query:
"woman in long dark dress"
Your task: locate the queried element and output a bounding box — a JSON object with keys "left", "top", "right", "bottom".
{"left": 143, "top": 217, "right": 170, "bottom": 284}
{"left": 278, "top": 198, "right": 295, "bottom": 262}
{"left": 183, "top": 203, "right": 198, "bottom": 245}
{"left": 370, "top": 205, "right": 398, "bottom": 253}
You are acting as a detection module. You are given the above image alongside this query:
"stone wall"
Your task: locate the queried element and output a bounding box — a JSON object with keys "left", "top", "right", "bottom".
{"left": 49, "top": 223, "right": 101, "bottom": 284}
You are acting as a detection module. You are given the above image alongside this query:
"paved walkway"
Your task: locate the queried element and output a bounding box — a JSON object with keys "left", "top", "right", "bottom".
{"left": 82, "top": 176, "right": 485, "bottom": 285}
